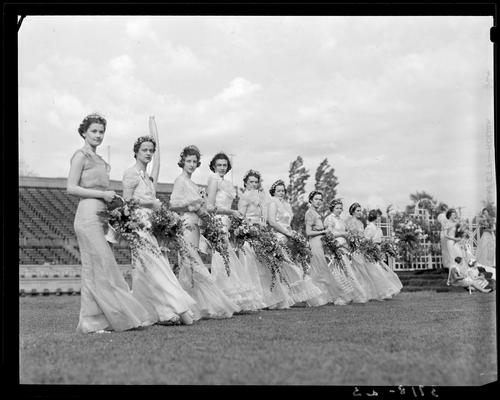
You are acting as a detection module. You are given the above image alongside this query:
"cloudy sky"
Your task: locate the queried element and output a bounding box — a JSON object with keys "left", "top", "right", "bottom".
{"left": 19, "top": 16, "right": 495, "bottom": 217}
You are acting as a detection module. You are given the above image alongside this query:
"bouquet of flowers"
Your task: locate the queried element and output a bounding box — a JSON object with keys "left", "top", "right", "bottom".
{"left": 344, "top": 231, "right": 363, "bottom": 257}
{"left": 380, "top": 239, "right": 398, "bottom": 259}
{"left": 358, "top": 238, "right": 382, "bottom": 263}
{"left": 283, "top": 231, "right": 312, "bottom": 278}
{"left": 150, "top": 203, "right": 196, "bottom": 263}
{"left": 200, "top": 213, "right": 231, "bottom": 276}
{"left": 321, "top": 231, "right": 349, "bottom": 272}
{"left": 455, "top": 221, "right": 470, "bottom": 239}
{"left": 246, "top": 225, "right": 288, "bottom": 291}
{"left": 393, "top": 218, "right": 428, "bottom": 263}
{"left": 97, "top": 197, "right": 147, "bottom": 259}
{"left": 228, "top": 215, "right": 252, "bottom": 254}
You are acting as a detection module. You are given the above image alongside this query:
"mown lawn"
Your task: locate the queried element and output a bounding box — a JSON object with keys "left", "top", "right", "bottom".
{"left": 19, "top": 291, "right": 496, "bottom": 385}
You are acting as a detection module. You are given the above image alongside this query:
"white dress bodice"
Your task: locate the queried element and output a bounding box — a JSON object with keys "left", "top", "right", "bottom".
{"left": 269, "top": 197, "right": 293, "bottom": 241}
{"left": 364, "top": 222, "right": 382, "bottom": 243}
{"left": 324, "top": 213, "right": 348, "bottom": 246}
{"left": 239, "top": 189, "right": 268, "bottom": 224}
{"left": 170, "top": 173, "right": 205, "bottom": 226}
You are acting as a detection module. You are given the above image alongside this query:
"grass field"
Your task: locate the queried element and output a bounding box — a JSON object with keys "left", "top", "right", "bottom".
{"left": 19, "top": 291, "right": 497, "bottom": 385}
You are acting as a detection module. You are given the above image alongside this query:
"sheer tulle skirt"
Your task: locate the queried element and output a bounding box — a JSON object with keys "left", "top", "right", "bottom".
{"left": 74, "top": 199, "right": 156, "bottom": 333}
{"left": 131, "top": 230, "right": 198, "bottom": 323}
{"left": 211, "top": 240, "right": 264, "bottom": 311}
{"left": 239, "top": 243, "right": 293, "bottom": 309}
{"left": 476, "top": 231, "right": 496, "bottom": 267}
{"left": 348, "top": 253, "right": 388, "bottom": 301}
{"left": 178, "top": 213, "right": 240, "bottom": 319}
{"left": 308, "top": 236, "right": 353, "bottom": 305}
{"left": 361, "top": 258, "right": 398, "bottom": 299}
{"left": 377, "top": 259, "right": 403, "bottom": 293}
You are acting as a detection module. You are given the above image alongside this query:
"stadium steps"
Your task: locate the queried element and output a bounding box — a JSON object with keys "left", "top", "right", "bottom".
{"left": 19, "top": 265, "right": 132, "bottom": 295}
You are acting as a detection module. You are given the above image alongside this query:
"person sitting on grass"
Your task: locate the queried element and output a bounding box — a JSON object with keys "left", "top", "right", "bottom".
{"left": 468, "top": 259, "right": 495, "bottom": 283}
{"left": 448, "top": 257, "right": 492, "bottom": 293}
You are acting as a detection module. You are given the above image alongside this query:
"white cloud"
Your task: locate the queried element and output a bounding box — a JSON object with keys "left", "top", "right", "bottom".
{"left": 125, "top": 18, "right": 160, "bottom": 44}
{"left": 216, "top": 77, "right": 261, "bottom": 102}
{"left": 17, "top": 16, "right": 494, "bottom": 216}
{"left": 109, "top": 55, "right": 136, "bottom": 76}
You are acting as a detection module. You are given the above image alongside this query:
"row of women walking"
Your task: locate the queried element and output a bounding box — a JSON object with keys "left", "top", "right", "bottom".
{"left": 67, "top": 114, "right": 402, "bottom": 334}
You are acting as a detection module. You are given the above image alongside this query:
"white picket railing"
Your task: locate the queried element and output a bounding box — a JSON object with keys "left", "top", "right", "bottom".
{"left": 378, "top": 206, "right": 482, "bottom": 271}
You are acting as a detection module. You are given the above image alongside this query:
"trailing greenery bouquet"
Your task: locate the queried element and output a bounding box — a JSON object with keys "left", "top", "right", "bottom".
{"left": 228, "top": 215, "right": 252, "bottom": 254}
{"left": 321, "top": 231, "right": 349, "bottom": 272}
{"left": 200, "top": 212, "right": 231, "bottom": 276}
{"left": 344, "top": 231, "right": 363, "bottom": 258}
{"left": 246, "top": 225, "right": 288, "bottom": 291}
{"left": 150, "top": 203, "right": 197, "bottom": 284}
{"left": 380, "top": 239, "right": 398, "bottom": 259}
{"left": 97, "top": 197, "right": 148, "bottom": 259}
{"left": 358, "top": 238, "right": 382, "bottom": 263}
{"left": 282, "top": 231, "right": 312, "bottom": 278}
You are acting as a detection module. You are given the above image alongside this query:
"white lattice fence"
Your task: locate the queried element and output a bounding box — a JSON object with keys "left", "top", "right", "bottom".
{"left": 378, "top": 209, "right": 478, "bottom": 271}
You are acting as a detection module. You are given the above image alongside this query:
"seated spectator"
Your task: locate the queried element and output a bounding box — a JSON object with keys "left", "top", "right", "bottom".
{"left": 448, "top": 257, "right": 492, "bottom": 293}
{"left": 468, "top": 259, "right": 495, "bottom": 281}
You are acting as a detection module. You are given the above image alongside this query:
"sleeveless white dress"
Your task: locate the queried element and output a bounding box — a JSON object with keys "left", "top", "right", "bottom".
{"left": 268, "top": 197, "right": 327, "bottom": 306}
{"left": 208, "top": 173, "right": 264, "bottom": 311}
{"left": 305, "top": 208, "right": 355, "bottom": 305}
{"left": 122, "top": 167, "right": 199, "bottom": 323}
{"left": 73, "top": 148, "right": 155, "bottom": 333}
{"left": 364, "top": 222, "right": 402, "bottom": 294}
{"left": 323, "top": 213, "right": 369, "bottom": 303}
{"left": 170, "top": 173, "right": 240, "bottom": 319}
{"left": 238, "top": 189, "right": 293, "bottom": 309}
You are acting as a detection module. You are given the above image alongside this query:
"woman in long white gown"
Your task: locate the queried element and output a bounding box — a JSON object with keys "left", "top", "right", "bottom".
{"left": 345, "top": 203, "right": 396, "bottom": 300}
{"left": 267, "top": 180, "right": 326, "bottom": 306}
{"left": 364, "top": 209, "right": 403, "bottom": 294}
{"left": 476, "top": 208, "right": 496, "bottom": 267}
{"left": 437, "top": 211, "right": 452, "bottom": 270}
{"left": 206, "top": 152, "right": 264, "bottom": 311}
{"left": 444, "top": 209, "right": 469, "bottom": 284}
{"left": 122, "top": 119, "right": 197, "bottom": 326}
{"left": 304, "top": 191, "right": 354, "bottom": 305}
{"left": 169, "top": 145, "right": 240, "bottom": 319}
{"left": 238, "top": 170, "right": 293, "bottom": 309}
{"left": 323, "top": 199, "right": 369, "bottom": 303}
{"left": 67, "top": 113, "right": 155, "bottom": 333}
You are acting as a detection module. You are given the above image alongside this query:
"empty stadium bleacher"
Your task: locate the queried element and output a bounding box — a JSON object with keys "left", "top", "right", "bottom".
{"left": 19, "top": 176, "right": 174, "bottom": 265}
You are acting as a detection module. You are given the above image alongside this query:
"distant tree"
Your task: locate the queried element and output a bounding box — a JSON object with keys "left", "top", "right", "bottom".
{"left": 314, "top": 158, "right": 339, "bottom": 215}
{"left": 405, "top": 191, "right": 449, "bottom": 219}
{"left": 287, "top": 156, "right": 310, "bottom": 232}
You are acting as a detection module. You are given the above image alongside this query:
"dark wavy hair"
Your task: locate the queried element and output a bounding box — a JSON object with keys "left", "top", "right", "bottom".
{"left": 446, "top": 208, "right": 456, "bottom": 220}
{"left": 269, "top": 180, "right": 287, "bottom": 197}
{"left": 243, "top": 169, "right": 261, "bottom": 188}
{"left": 367, "top": 209, "right": 378, "bottom": 222}
{"left": 349, "top": 202, "right": 361, "bottom": 216}
{"left": 329, "top": 198, "right": 343, "bottom": 212}
{"left": 133, "top": 136, "right": 156, "bottom": 159}
{"left": 308, "top": 191, "right": 323, "bottom": 203}
{"left": 209, "top": 152, "right": 232, "bottom": 173}
{"left": 178, "top": 145, "right": 201, "bottom": 168}
{"left": 78, "top": 113, "right": 107, "bottom": 138}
